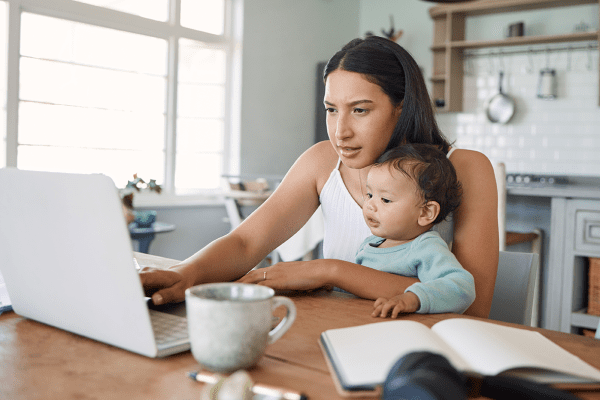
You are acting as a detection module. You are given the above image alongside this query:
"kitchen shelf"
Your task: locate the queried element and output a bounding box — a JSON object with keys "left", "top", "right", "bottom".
{"left": 451, "top": 31, "right": 599, "bottom": 49}
{"left": 429, "top": 0, "right": 598, "bottom": 18}
{"left": 429, "top": 0, "right": 600, "bottom": 112}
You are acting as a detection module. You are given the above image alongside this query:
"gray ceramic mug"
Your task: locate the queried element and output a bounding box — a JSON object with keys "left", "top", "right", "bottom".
{"left": 185, "top": 282, "right": 296, "bottom": 373}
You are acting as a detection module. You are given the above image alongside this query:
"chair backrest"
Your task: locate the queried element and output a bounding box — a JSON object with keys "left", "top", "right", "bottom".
{"left": 489, "top": 251, "right": 539, "bottom": 326}
{"left": 494, "top": 162, "right": 507, "bottom": 251}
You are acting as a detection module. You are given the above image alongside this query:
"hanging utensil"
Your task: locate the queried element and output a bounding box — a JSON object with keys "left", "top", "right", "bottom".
{"left": 485, "top": 71, "right": 515, "bottom": 124}
{"left": 537, "top": 48, "right": 556, "bottom": 100}
{"left": 537, "top": 69, "right": 556, "bottom": 99}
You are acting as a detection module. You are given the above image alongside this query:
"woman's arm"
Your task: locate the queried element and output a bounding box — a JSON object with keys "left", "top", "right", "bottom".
{"left": 141, "top": 140, "right": 425, "bottom": 304}
{"left": 141, "top": 142, "right": 333, "bottom": 304}
{"left": 237, "top": 257, "right": 419, "bottom": 300}
{"left": 450, "top": 149, "right": 499, "bottom": 318}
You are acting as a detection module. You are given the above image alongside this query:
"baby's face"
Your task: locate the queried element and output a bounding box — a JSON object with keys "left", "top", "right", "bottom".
{"left": 362, "top": 165, "right": 425, "bottom": 244}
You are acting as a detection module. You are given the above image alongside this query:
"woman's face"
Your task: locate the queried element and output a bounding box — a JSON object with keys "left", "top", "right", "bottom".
{"left": 324, "top": 69, "right": 401, "bottom": 169}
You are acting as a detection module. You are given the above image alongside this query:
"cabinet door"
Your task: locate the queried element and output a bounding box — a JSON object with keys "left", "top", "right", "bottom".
{"left": 562, "top": 200, "right": 600, "bottom": 334}
{"left": 575, "top": 210, "right": 600, "bottom": 252}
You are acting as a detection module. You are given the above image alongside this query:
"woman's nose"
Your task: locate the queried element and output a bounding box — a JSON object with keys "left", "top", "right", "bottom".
{"left": 334, "top": 113, "right": 352, "bottom": 140}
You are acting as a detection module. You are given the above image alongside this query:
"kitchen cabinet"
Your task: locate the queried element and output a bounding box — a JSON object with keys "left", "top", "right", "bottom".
{"left": 507, "top": 181, "right": 600, "bottom": 334}
{"left": 429, "top": 0, "right": 600, "bottom": 112}
{"left": 560, "top": 199, "right": 600, "bottom": 334}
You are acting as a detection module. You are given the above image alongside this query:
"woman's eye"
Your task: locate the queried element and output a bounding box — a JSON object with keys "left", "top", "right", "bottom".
{"left": 353, "top": 108, "right": 367, "bottom": 114}
{"left": 325, "top": 107, "right": 336, "bottom": 113}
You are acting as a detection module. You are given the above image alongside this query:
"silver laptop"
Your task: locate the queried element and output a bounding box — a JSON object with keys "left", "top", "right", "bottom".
{"left": 0, "top": 168, "right": 189, "bottom": 357}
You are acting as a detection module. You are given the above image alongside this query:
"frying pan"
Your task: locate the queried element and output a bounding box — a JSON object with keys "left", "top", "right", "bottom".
{"left": 485, "top": 71, "right": 515, "bottom": 124}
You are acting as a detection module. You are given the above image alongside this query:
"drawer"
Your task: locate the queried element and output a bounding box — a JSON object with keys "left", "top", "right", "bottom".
{"left": 575, "top": 210, "right": 600, "bottom": 253}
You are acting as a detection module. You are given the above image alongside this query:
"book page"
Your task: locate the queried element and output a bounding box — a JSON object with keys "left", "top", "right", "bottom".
{"left": 432, "top": 318, "right": 600, "bottom": 382}
{"left": 322, "top": 320, "right": 470, "bottom": 388}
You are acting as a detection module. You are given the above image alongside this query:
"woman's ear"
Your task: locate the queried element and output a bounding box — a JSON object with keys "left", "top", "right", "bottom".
{"left": 418, "top": 201, "right": 440, "bottom": 227}
{"left": 394, "top": 99, "right": 404, "bottom": 117}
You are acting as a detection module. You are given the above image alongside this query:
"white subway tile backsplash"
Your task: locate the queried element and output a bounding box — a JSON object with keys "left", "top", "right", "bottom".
{"left": 535, "top": 149, "right": 555, "bottom": 160}
{"left": 489, "top": 148, "right": 506, "bottom": 159}
{"left": 439, "top": 46, "right": 600, "bottom": 177}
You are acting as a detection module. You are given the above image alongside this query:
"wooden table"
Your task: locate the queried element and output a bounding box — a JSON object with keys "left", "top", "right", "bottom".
{"left": 2, "top": 253, "right": 600, "bottom": 399}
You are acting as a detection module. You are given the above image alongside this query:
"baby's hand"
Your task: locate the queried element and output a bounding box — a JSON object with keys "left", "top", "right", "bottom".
{"left": 372, "top": 292, "right": 420, "bottom": 318}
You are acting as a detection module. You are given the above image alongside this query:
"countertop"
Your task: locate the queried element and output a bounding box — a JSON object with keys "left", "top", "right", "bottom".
{"left": 507, "top": 176, "right": 600, "bottom": 199}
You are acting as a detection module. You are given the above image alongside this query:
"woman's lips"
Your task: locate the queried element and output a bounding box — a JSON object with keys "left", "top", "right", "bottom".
{"left": 338, "top": 146, "right": 361, "bottom": 158}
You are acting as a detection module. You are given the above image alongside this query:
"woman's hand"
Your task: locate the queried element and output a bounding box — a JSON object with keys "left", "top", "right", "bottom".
{"left": 139, "top": 266, "right": 191, "bottom": 305}
{"left": 236, "top": 260, "right": 333, "bottom": 292}
{"left": 372, "top": 292, "right": 420, "bottom": 318}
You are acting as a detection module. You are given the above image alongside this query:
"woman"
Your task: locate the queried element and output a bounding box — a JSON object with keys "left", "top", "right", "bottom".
{"left": 141, "top": 36, "right": 499, "bottom": 318}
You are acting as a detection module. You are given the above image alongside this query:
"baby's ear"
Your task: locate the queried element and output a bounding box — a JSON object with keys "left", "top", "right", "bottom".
{"left": 418, "top": 201, "right": 440, "bottom": 227}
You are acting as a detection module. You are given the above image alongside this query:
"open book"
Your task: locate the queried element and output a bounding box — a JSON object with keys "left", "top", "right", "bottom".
{"left": 319, "top": 318, "right": 600, "bottom": 396}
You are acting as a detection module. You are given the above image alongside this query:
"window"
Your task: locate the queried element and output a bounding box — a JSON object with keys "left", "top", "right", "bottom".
{"left": 181, "top": 0, "right": 225, "bottom": 35}
{"left": 72, "top": 0, "right": 169, "bottom": 22}
{"left": 0, "top": 0, "right": 239, "bottom": 196}
{"left": 176, "top": 39, "right": 226, "bottom": 191}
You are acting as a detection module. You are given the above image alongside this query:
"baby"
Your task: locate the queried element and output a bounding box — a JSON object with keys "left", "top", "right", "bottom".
{"left": 355, "top": 143, "right": 475, "bottom": 317}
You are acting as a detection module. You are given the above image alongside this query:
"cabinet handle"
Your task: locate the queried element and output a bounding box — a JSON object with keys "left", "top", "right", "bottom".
{"left": 589, "top": 224, "right": 600, "bottom": 241}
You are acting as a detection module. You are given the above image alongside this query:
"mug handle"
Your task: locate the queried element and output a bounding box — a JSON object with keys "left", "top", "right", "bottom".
{"left": 268, "top": 296, "right": 297, "bottom": 344}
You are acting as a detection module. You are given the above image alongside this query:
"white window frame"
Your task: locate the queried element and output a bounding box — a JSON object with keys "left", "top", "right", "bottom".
{"left": 2, "top": 0, "right": 242, "bottom": 206}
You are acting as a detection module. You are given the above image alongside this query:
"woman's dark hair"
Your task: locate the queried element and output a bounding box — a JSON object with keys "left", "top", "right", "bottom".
{"left": 323, "top": 36, "right": 450, "bottom": 154}
{"left": 374, "top": 144, "right": 462, "bottom": 224}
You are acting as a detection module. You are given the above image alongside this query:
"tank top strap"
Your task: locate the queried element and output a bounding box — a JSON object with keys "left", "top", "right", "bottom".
{"left": 446, "top": 146, "right": 457, "bottom": 159}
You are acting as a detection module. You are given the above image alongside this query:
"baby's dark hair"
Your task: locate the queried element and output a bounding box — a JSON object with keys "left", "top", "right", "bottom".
{"left": 374, "top": 144, "right": 462, "bottom": 224}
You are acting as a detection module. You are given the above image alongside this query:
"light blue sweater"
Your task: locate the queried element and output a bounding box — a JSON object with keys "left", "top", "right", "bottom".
{"left": 355, "top": 230, "right": 475, "bottom": 314}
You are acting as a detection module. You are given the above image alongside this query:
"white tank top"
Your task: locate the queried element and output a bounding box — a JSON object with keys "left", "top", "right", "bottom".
{"left": 319, "top": 159, "right": 371, "bottom": 262}
{"left": 319, "top": 148, "right": 456, "bottom": 262}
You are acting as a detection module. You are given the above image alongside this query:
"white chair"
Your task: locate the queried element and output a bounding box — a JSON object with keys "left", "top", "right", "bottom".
{"left": 495, "top": 162, "right": 543, "bottom": 326}
{"left": 495, "top": 162, "right": 543, "bottom": 253}
{"left": 222, "top": 176, "right": 279, "bottom": 266}
{"left": 489, "top": 251, "right": 539, "bottom": 326}
{"left": 222, "top": 177, "right": 272, "bottom": 230}
{"left": 221, "top": 176, "right": 324, "bottom": 265}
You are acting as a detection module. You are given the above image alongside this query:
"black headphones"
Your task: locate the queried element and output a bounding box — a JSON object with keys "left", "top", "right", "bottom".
{"left": 382, "top": 351, "right": 580, "bottom": 400}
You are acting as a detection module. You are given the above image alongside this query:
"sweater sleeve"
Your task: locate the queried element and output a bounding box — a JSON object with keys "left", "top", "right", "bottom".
{"left": 405, "top": 233, "right": 476, "bottom": 314}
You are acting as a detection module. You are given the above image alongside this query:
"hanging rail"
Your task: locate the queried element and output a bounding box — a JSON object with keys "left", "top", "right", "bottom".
{"left": 463, "top": 41, "right": 598, "bottom": 58}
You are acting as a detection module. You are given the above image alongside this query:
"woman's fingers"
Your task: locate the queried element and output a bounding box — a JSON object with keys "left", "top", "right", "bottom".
{"left": 237, "top": 261, "right": 328, "bottom": 292}
{"left": 151, "top": 282, "right": 187, "bottom": 305}
{"left": 139, "top": 268, "right": 185, "bottom": 303}
{"left": 236, "top": 267, "right": 270, "bottom": 284}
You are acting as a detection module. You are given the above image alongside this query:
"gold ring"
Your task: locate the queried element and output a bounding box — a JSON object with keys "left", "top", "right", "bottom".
{"left": 263, "top": 271, "right": 267, "bottom": 281}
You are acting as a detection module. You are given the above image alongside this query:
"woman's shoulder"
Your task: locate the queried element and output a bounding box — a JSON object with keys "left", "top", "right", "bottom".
{"left": 288, "top": 141, "right": 339, "bottom": 192}
{"left": 303, "top": 140, "right": 339, "bottom": 176}
{"left": 449, "top": 148, "right": 494, "bottom": 179}
{"left": 292, "top": 141, "right": 337, "bottom": 171}
{"left": 308, "top": 140, "right": 338, "bottom": 160}
{"left": 450, "top": 148, "right": 491, "bottom": 165}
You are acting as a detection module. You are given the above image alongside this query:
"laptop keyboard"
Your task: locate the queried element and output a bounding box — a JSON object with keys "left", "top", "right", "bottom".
{"left": 149, "top": 309, "right": 189, "bottom": 345}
